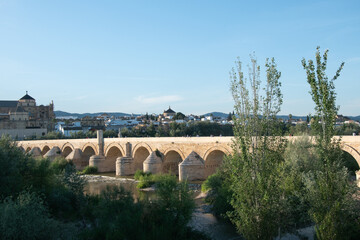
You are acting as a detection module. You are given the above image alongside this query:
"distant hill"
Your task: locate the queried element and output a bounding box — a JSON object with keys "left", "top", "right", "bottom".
{"left": 203, "top": 112, "right": 229, "bottom": 118}
{"left": 348, "top": 116, "right": 360, "bottom": 121}
{"left": 54, "top": 111, "right": 138, "bottom": 119}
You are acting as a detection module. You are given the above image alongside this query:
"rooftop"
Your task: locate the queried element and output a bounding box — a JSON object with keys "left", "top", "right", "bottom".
{"left": 20, "top": 91, "right": 35, "bottom": 101}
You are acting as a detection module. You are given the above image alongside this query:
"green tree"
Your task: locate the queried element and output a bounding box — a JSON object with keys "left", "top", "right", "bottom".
{"left": 223, "top": 55, "right": 286, "bottom": 239}
{"left": 302, "top": 47, "right": 359, "bottom": 240}
{"left": 146, "top": 123, "right": 156, "bottom": 137}
{"left": 173, "top": 112, "right": 185, "bottom": 120}
{"left": 227, "top": 112, "right": 232, "bottom": 121}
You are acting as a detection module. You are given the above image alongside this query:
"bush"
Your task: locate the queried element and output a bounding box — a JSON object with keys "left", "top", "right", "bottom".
{"left": 202, "top": 172, "right": 233, "bottom": 218}
{"left": 80, "top": 166, "right": 98, "bottom": 174}
{"left": 134, "top": 169, "right": 152, "bottom": 180}
{"left": 134, "top": 170, "right": 157, "bottom": 189}
{"left": 80, "top": 186, "right": 144, "bottom": 240}
{"left": 0, "top": 191, "right": 76, "bottom": 239}
{"left": 0, "top": 136, "right": 36, "bottom": 198}
{"left": 50, "top": 157, "right": 73, "bottom": 174}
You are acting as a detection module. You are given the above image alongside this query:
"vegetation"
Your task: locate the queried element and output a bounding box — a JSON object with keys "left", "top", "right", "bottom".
{"left": 202, "top": 48, "right": 360, "bottom": 240}
{"left": 0, "top": 136, "right": 207, "bottom": 239}
{"left": 301, "top": 46, "right": 360, "bottom": 240}
{"left": 80, "top": 165, "right": 98, "bottom": 174}
{"left": 226, "top": 56, "right": 287, "bottom": 239}
{"left": 201, "top": 171, "right": 233, "bottom": 218}
{"left": 121, "top": 121, "right": 233, "bottom": 137}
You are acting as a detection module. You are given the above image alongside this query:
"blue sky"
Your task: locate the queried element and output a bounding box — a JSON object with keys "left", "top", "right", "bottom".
{"left": 0, "top": 0, "right": 359, "bottom": 116}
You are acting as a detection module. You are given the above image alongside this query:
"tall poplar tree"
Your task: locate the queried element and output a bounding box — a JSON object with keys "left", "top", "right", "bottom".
{"left": 224, "top": 55, "right": 286, "bottom": 240}
{"left": 302, "top": 47, "right": 358, "bottom": 240}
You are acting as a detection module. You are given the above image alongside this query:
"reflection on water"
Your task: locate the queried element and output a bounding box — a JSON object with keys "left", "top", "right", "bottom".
{"left": 83, "top": 175, "right": 158, "bottom": 202}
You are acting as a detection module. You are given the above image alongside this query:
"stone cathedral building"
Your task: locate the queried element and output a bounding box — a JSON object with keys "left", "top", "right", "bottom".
{"left": 0, "top": 92, "right": 55, "bottom": 139}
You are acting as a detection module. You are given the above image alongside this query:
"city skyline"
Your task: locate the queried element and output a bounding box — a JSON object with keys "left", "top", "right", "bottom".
{"left": 0, "top": 1, "right": 359, "bottom": 116}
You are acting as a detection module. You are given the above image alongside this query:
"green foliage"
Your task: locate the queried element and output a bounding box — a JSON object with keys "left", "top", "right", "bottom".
{"left": 342, "top": 151, "right": 359, "bottom": 176}
{"left": 136, "top": 175, "right": 155, "bottom": 189}
{"left": 154, "top": 174, "right": 196, "bottom": 234}
{"left": 80, "top": 177, "right": 202, "bottom": 240}
{"left": 134, "top": 169, "right": 152, "bottom": 180}
{"left": 281, "top": 136, "right": 318, "bottom": 230}
{"left": 0, "top": 137, "right": 206, "bottom": 239}
{"left": 302, "top": 46, "right": 344, "bottom": 145}
{"left": 304, "top": 158, "right": 360, "bottom": 240}
{"left": 80, "top": 165, "right": 98, "bottom": 174}
{"left": 225, "top": 55, "right": 287, "bottom": 239}
{"left": 81, "top": 186, "right": 144, "bottom": 240}
{"left": 302, "top": 47, "right": 360, "bottom": 240}
{"left": 0, "top": 191, "right": 76, "bottom": 240}
{"left": 0, "top": 136, "right": 38, "bottom": 198}
{"left": 50, "top": 157, "right": 73, "bottom": 173}
{"left": 173, "top": 112, "right": 186, "bottom": 120}
{"left": 335, "top": 123, "right": 360, "bottom": 136}
{"left": 202, "top": 171, "right": 233, "bottom": 218}
{"left": 122, "top": 121, "right": 233, "bottom": 137}
{"left": 134, "top": 170, "right": 155, "bottom": 188}
{"left": 103, "top": 129, "right": 118, "bottom": 138}
{"left": 40, "top": 131, "right": 64, "bottom": 139}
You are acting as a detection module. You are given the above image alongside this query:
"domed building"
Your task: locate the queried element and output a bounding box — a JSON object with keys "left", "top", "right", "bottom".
{"left": 163, "top": 106, "right": 176, "bottom": 119}
{"left": 0, "top": 92, "right": 55, "bottom": 139}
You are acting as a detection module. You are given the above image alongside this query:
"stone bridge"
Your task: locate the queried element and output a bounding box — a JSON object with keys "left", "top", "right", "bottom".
{"left": 17, "top": 133, "right": 360, "bottom": 181}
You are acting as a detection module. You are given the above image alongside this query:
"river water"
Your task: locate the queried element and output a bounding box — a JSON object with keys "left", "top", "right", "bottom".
{"left": 83, "top": 174, "right": 241, "bottom": 240}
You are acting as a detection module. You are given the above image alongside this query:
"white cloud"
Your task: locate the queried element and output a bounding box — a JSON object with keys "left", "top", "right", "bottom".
{"left": 135, "top": 95, "right": 182, "bottom": 104}
{"left": 346, "top": 57, "right": 360, "bottom": 63}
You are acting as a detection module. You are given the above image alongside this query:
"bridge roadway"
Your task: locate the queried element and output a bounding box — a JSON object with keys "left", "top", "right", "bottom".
{"left": 17, "top": 135, "right": 360, "bottom": 180}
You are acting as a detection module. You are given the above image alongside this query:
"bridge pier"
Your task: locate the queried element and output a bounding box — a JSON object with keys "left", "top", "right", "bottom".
{"left": 44, "top": 146, "right": 61, "bottom": 161}
{"left": 179, "top": 151, "right": 205, "bottom": 181}
{"left": 115, "top": 142, "right": 134, "bottom": 176}
{"left": 116, "top": 156, "right": 133, "bottom": 176}
{"left": 66, "top": 148, "right": 83, "bottom": 170}
{"left": 89, "top": 130, "right": 106, "bottom": 171}
{"left": 143, "top": 151, "right": 163, "bottom": 174}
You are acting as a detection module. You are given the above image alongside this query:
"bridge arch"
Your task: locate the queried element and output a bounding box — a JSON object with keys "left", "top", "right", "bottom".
{"left": 82, "top": 144, "right": 97, "bottom": 167}
{"left": 82, "top": 143, "right": 98, "bottom": 155}
{"left": 132, "top": 143, "right": 152, "bottom": 172}
{"left": 105, "top": 143, "right": 125, "bottom": 157}
{"left": 203, "top": 146, "right": 231, "bottom": 161}
{"left": 41, "top": 145, "right": 50, "bottom": 156}
{"left": 163, "top": 148, "right": 184, "bottom": 175}
{"left": 61, "top": 142, "right": 74, "bottom": 157}
{"left": 203, "top": 146, "right": 230, "bottom": 178}
{"left": 132, "top": 142, "right": 152, "bottom": 158}
{"left": 18, "top": 146, "right": 25, "bottom": 152}
{"left": 341, "top": 144, "right": 360, "bottom": 171}
{"left": 105, "top": 145, "right": 124, "bottom": 172}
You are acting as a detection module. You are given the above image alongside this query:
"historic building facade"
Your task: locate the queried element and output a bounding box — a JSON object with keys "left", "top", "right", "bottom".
{"left": 0, "top": 92, "right": 55, "bottom": 139}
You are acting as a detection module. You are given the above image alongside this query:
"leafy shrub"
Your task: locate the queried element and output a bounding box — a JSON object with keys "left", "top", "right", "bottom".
{"left": 0, "top": 191, "right": 76, "bottom": 239}
{"left": 80, "top": 166, "right": 98, "bottom": 174}
{"left": 134, "top": 169, "right": 152, "bottom": 180}
{"left": 0, "top": 136, "right": 36, "bottom": 198}
{"left": 50, "top": 157, "right": 73, "bottom": 174}
{"left": 202, "top": 172, "right": 233, "bottom": 218}
{"left": 80, "top": 186, "right": 144, "bottom": 240}
{"left": 137, "top": 174, "right": 156, "bottom": 189}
